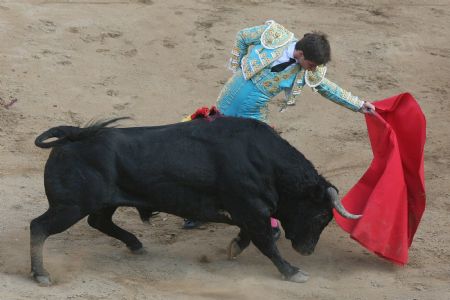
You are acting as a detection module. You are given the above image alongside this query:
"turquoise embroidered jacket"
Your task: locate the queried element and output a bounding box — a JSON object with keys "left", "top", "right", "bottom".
{"left": 228, "top": 20, "right": 364, "bottom": 111}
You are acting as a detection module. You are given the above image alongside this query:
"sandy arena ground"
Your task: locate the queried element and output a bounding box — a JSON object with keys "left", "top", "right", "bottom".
{"left": 0, "top": 0, "right": 449, "bottom": 299}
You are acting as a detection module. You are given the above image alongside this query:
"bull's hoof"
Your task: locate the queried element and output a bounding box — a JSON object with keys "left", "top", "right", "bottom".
{"left": 32, "top": 273, "right": 52, "bottom": 286}
{"left": 227, "top": 238, "right": 243, "bottom": 260}
{"left": 127, "top": 240, "right": 144, "bottom": 253}
{"left": 129, "top": 247, "right": 146, "bottom": 255}
{"left": 283, "top": 270, "right": 309, "bottom": 283}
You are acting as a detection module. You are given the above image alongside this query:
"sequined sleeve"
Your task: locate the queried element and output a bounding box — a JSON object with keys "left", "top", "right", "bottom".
{"left": 228, "top": 24, "right": 267, "bottom": 72}
{"left": 314, "top": 78, "right": 364, "bottom": 112}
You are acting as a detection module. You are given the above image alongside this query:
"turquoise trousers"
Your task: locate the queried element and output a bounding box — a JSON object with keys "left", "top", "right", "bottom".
{"left": 217, "top": 71, "right": 272, "bottom": 123}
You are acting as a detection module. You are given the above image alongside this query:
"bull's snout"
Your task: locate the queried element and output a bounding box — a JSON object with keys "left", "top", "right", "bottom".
{"left": 297, "top": 248, "right": 314, "bottom": 256}
{"left": 292, "top": 242, "right": 315, "bottom": 256}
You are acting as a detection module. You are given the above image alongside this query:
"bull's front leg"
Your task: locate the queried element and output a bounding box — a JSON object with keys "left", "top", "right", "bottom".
{"left": 248, "top": 223, "right": 309, "bottom": 283}
{"left": 227, "top": 229, "right": 251, "bottom": 259}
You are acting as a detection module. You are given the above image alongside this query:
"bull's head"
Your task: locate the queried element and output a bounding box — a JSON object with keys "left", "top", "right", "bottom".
{"left": 281, "top": 186, "right": 361, "bottom": 256}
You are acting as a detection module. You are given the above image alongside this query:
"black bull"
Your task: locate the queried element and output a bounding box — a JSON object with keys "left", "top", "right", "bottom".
{"left": 31, "top": 117, "right": 360, "bottom": 285}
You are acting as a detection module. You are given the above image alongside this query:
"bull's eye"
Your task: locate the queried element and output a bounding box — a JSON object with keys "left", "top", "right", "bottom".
{"left": 314, "top": 212, "right": 328, "bottom": 219}
{"left": 313, "top": 211, "right": 330, "bottom": 223}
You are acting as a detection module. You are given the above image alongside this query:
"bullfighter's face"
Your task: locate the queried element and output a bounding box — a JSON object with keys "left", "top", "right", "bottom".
{"left": 294, "top": 50, "right": 318, "bottom": 71}
{"left": 282, "top": 186, "right": 334, "bottom": 255}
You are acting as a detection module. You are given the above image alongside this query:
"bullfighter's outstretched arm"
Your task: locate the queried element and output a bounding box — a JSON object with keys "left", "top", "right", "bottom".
{"left": 287, "top": 65, "right": 365, "bottom": 111}
{"left": 314, "top": 77, "right": 365, "bottom": 111}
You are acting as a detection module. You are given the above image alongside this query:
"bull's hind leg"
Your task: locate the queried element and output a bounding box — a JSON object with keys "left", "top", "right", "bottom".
{"left": 87, "top": 207, "right": 143, "bottom": 253}
{"left": 227, "top": 229, "right": 250, "bottom": 259}
{"left": 30, "top": 206, "right": 86, "bottom": 286}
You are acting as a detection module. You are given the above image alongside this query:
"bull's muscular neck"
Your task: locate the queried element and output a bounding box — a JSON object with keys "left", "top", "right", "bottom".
{"left": 273, "top": 140, "right": 330, "bottom": 207}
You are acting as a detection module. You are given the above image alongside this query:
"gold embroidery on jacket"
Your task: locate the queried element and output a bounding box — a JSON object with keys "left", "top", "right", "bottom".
{"left": 260, "top": 21, "right": 294, "bottom": 49}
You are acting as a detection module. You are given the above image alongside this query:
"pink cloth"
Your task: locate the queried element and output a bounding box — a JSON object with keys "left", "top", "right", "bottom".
{"left": 270, "top": 217, "right": 279, "bottom": 228}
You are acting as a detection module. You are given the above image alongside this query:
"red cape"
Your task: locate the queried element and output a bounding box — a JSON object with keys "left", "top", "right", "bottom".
{"left": 334, "top": 93, "right": 426, "bottom": 265}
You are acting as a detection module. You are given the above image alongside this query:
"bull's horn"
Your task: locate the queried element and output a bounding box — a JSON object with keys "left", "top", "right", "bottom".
{"left": 327, "top": 187, "right": 362, "bottom": 219}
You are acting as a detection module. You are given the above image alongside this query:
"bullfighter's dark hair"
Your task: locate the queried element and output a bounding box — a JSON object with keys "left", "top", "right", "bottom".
{"left": 295, "top": 32, "right": 331, "bottom": 65}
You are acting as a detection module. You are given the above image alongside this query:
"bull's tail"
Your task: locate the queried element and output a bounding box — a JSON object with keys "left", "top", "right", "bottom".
{"left": 34, "top": 117, "right": 130, "bottom": 149}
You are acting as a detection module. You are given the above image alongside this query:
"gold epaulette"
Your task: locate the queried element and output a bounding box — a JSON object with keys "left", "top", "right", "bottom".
{"left": 260, "top": 20, "right": 294, "bottom": 50}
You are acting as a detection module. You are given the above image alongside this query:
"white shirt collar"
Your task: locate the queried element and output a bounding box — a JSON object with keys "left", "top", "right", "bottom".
{"left": 288, "top": 42, "right": 297, "bottom": 61}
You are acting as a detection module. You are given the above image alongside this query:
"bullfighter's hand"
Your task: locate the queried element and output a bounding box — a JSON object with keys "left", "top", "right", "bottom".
{"left": 360, "top": 101, "right": 376, "bottom": 115}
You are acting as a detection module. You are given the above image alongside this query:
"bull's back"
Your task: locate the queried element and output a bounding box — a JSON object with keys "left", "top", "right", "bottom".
{"left": 112, "top": 118, "right": 272, "bottom": 188}
{"left": 44, "top": 117, "right": 290, "bottom": 202}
